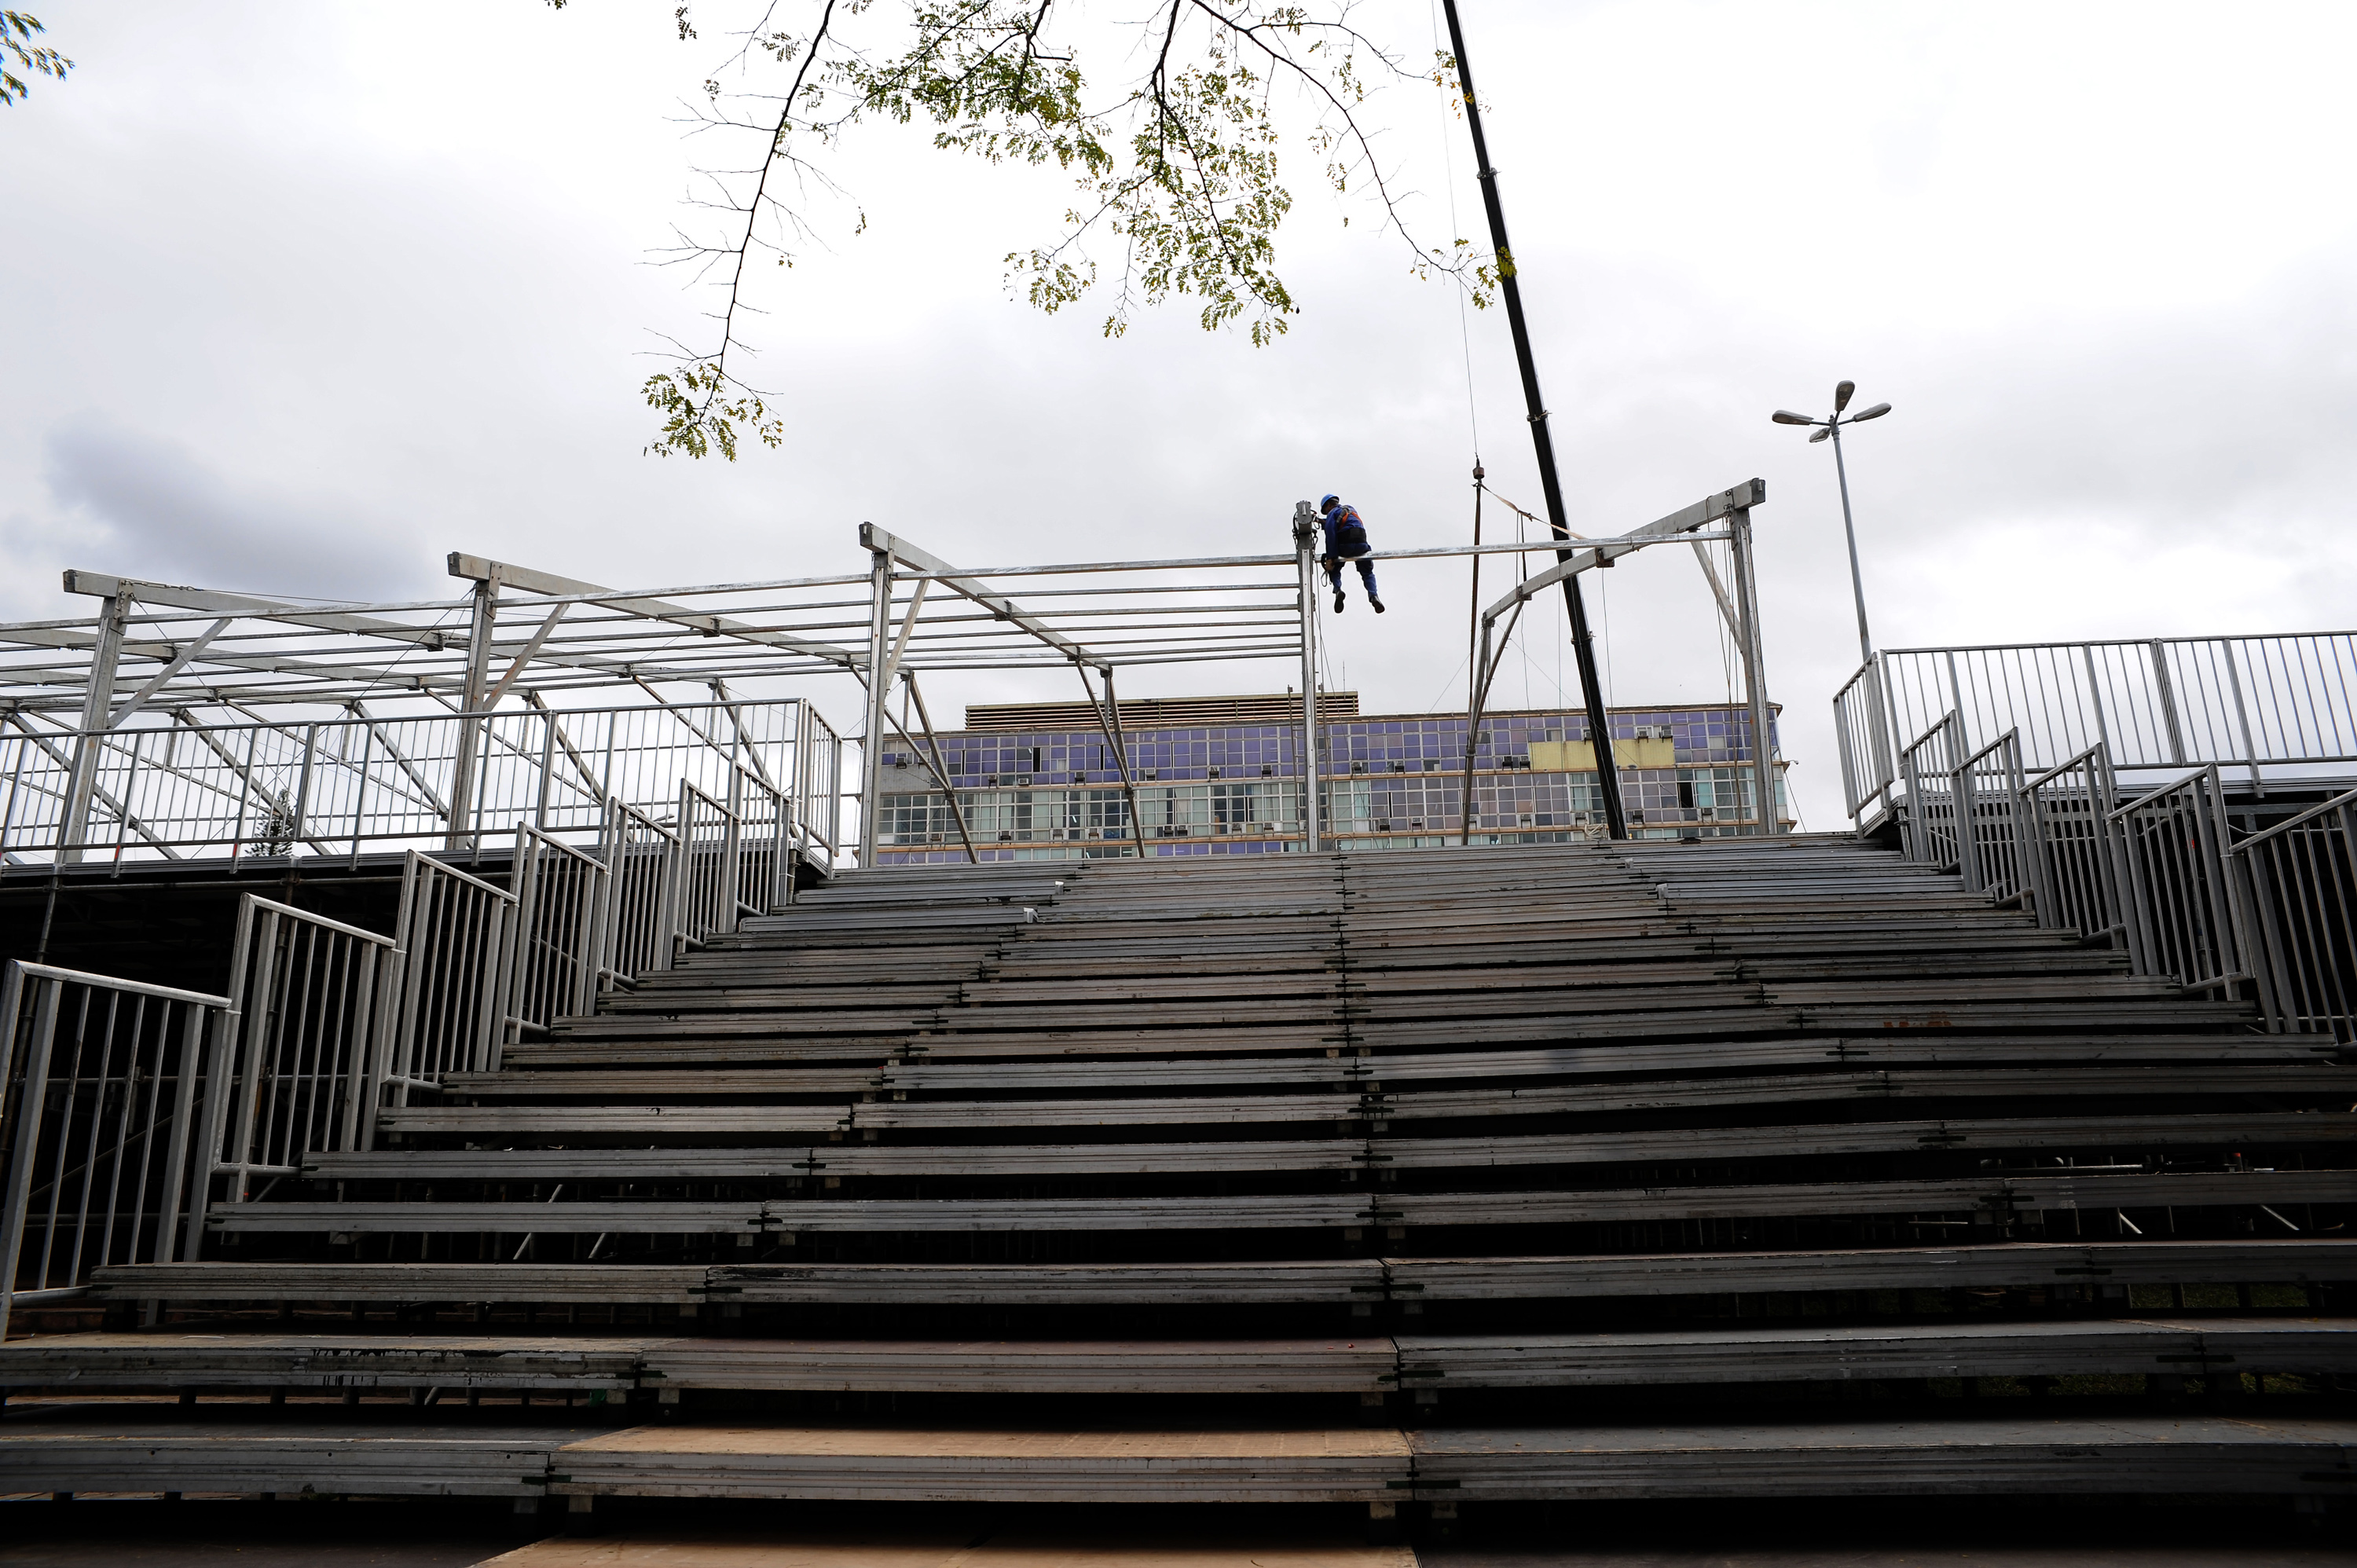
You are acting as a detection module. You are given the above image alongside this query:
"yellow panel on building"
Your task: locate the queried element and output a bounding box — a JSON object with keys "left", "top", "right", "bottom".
{"left": 1527, "top": 738, "right": 1676, "bottom": 771}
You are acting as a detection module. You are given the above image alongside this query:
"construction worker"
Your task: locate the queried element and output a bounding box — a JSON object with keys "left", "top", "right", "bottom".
{"left": 1318, "top": 494, "right": 1384, "bottom": 614}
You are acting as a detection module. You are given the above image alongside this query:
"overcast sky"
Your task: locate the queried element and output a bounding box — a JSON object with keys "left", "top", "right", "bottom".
{"left": 7, "top": 2, "right": 2352, "bottom": 830}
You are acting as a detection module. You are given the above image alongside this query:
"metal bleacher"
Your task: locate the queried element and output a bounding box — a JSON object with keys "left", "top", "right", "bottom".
{"left": 7, "top": 835, "right": 2357, "bottom": 1522}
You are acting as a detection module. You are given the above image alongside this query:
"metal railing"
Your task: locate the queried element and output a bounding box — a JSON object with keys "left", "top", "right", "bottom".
{"left": 383, "top": 855, "right": 516, "bottom": 1094}
{"left": 208, "top": 899, "right": 400, "bottom": 1206}
{"left": 1897, "top": 714, "right": 1965, "bottom": 874}
{"left": 676, "top": 782, "right": 741, "bottom": 945}
{"left": 1, "top": 963, "right": 228, "bottom": 1335}
{"left": 794, "top": 700, "right": 843, "bottom": 874}
{"left": 2, "top": 766, "right": 808, "bottom": 1315}
{"left": 2113, "top": 767, "right": 2249, "bottom": 997}
{"left": 598, "top": 800, "right": 682, "bottom": 989}
{"left": 2022, "top": 746, "right": 2126, "bottom": 947}
{"left": 509, "top": 828, "right": 610, "bottom": 1041}
{"left": 2232, "top": 787, "right": 2357, "bottom": 1044}
{"left": 1890, "top": 713, "right": 2357, "bottom": 1046}
{"left": 1956, "top": 730, "right": 2040, "bottom": 909}
{"left": 1835, "top": 632, "right": 2357, "bottom": 824}
{"left": 0, "top": 696, "right": 845, "bottom": 871}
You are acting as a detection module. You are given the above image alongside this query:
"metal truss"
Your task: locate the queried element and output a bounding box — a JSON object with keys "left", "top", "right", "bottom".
{"left": 0, "top": 490, "right": 1776, "bottom": 867}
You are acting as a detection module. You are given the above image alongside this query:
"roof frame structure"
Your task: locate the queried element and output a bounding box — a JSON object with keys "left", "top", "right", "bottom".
{"left": 0, "top": 489, "right": 1780, "bottom": 866}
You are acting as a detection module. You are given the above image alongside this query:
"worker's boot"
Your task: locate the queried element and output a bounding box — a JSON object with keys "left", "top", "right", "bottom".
{"left": 1333, "top": 591, "right": 1347, "bottom": 613}
{"left": 1371, "top": 599, "right": 1386, "bottom": 614}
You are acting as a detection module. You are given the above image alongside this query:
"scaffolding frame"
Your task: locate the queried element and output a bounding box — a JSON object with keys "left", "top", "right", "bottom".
{"left": 0, "top": 485, "right": 1773, "bottom": 868}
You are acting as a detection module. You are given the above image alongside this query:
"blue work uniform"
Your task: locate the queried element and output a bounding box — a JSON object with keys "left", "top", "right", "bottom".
{"left": 1320, "top": 504, "right": 1379, "bottom": 599}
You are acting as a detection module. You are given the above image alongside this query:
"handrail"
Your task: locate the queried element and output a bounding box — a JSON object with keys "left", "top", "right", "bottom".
{"left": 2104, "top": 767, "right": 2216, "bottom": 824}
{"left": 236, "top": 896, "right": 398, "bottom": 948}
{"left": 1835, "top": 631, "right": 2357, "bottom": 827}
{"left": 1955, "top": 731, "right": 2018, "bottom": 773}
{"left": 1901, "top": 715, "right": 1956, "bottom": 760}
{"left": 0, "top": 962, "right": 230, "bottom": 1008}
{"left": 1879, "top": 630, "right": 2357, "bottom": 656}
{"left": 2023, "top": 742, "right": 2113, "bottom": 795}
{"left": 2229, "top": 783, "right": 2357, "bottom": 855}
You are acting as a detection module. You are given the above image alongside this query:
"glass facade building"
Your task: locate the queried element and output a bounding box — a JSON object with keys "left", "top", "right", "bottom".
{"left": 874, "top": 694, "right": 1790, "bottom": 864}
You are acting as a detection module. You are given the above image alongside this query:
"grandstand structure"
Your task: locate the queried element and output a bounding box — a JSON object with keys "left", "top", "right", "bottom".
{"left": 5, "top": 496, "right": 2357, "bottom": 1533}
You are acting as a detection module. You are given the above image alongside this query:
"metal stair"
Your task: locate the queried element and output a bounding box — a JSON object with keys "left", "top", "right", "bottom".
{"left": 10, "top": 835, "right": 2357, "bottom": 1519}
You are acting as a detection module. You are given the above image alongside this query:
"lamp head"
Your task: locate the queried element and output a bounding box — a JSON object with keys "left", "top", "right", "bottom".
{"left": 1809, "top": 427, "right": 1831, "bottom": 443}
{"left": 1834, "top": 380, "right": 1856, "bottom": 412}
{"left": 1850, "top": 401, "right": 1893, "bottom": 422}
{"left": 1770, "top": 410, "right": 1816, "bottom": 426}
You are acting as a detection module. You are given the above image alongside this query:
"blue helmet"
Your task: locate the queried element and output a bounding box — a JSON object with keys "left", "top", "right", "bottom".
{"left": 1319, "top": 494, "right": 1340, "bottom": 514}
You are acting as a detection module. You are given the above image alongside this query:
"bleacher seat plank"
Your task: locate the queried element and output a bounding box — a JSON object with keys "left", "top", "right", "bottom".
{"left": 1404, "top": 1416, "right": 2357, "bottom": 1498}
{"left": 1387, "top": 1240, "right": 2357, "bottom": 1300}
{"left": 1393, "top": 1317, "right": 2357, "bottom": 1387}
{"left": 644, "top": 1339, "right": 1394, "bottom": 1394}
{"left": 547, "top": 1423, "right": 1414, "bottom": 1503}
{"left": 0, "top": 1334, "right": 652, "bottom": 1391}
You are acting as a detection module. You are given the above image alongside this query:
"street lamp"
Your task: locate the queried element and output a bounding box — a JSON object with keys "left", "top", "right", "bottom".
{"left": 1773, "top": 380, "right": 1891, "bottom": 665}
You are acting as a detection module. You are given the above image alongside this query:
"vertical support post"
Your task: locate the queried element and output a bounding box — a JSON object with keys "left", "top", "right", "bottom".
{"left": 2150, "top": 639, "right": 2188, "bottom": 765}
{"left": 349, "top": 723, "right": 373, "bottom": 870}
{"left": 1727, "top": 506, "right": 1780, "bottom": 836}
{"left": 722, "top": 766, "right": 744, "bottom": 936}
{"left": 1945, "top": 651, "right": 1969, "bottom": 755}
{"left": 2221, "top": 641, "right": 2264, "bottom": 798}
{"left": 788, "top": 698, "right": 810, "bottom": 884}
{"left": 60, "top": 588, "right": 134, "bottom": 864}
{"left": 0, "top": 967, "right": 60, "bottom": 1339}
{"left": 1292, "top": 503, "right": 1324, "bottom": 853}
{"left": 443, "top": 578, "right": 500, "bottom": 852}
{"left": 152, "top": 1000, "right": 209, "bottom": 1274}
{"left": 291, "top": 724, "right": 319, "bottom": 848}
{"left": 2082, "top": 643, "right": 2115, "bottom": 760}
{"left": 857, "top": 548, "right": 893, "bottom": 867}
{"left": 1866, "top": 654, "right": 1896, "bottom": 819}
{"left": 534, "top": 709, "right": 558, "bottom": 829}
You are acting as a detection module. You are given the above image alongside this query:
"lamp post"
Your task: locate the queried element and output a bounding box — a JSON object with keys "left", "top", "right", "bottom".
{"left": 1772, "top": 381, "right": 1890, "bottom": 665}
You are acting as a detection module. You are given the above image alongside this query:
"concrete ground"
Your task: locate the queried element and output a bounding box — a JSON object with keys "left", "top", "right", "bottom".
{"left": 0, "top": 1500, "right": 2352, "bottom": 1566}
